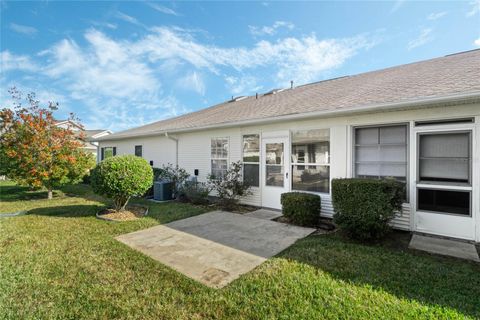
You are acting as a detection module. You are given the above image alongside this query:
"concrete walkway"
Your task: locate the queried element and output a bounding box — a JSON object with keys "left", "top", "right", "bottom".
{"left": 409, "top": 234, "right": 480, "bottom": 262}
{"left": 116, "top": 211, "right": 315, "bottom": 288}
{"left": 243, "top": 208, "right": 282, "bottom": 221}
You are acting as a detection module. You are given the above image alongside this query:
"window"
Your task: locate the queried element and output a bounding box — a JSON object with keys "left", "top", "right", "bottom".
{"left": 211, "top": 138, "right": 228, "bottom": 179}
{"left": 418, "top": 189, "right": 470, "bottom": 216}
{"left": 242, "top": 134, "right": 260, "bottom": 187}
{"left": 266, "top": 143, "right": 284, "bottom": 187}
{"left": 418, "top": 132, "right": 470, "bottom": 184}
{"left": 101, "top": 147, "right": 116, "bottom": 160}
{"left": 417, "top": 131, "right": 472, "bottom": 216}
{"left": 135, "top": 145, "right": 142, "bottom": 157}
{"left": 291, "top": 129, "right": 330, "bottom": 193}
{"left": 354, "top": 125, "right": 407, "bottom": 182}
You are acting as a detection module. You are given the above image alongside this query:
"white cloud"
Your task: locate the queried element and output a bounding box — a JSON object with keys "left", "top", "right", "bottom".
{"left": 249, "top": 21, "right": 295, "bottom": 36}
{"left": 115, "top": 11, "right": 146, "bottom": 28}
{"left": 9, "top": 23, "right": 37, "bottom": 35}
{"left": 467, "top": 0, "right": 480, "bottom": 17}
{"left": 390, "top": 0, "right": 405, "bottom": 13}
{"left": 147, "top": 3, "right": 179, "bottom": 16}
{"left": 427, "top": 11, "right": 447, "bottom": 20}
{"left": 225, "top": 75, "right": 262, "bottom": 95}
{"left": 408, "top": 28, "right": 434, "bottom": 50}
{"left": 3, "top": 27, "right": 379, "bottom": 130}
{"left": 136, "top": 27, "right": 378, "bottom": 84}
{"left": 474, "top": 37, "right": 480, "bottom": 46}
{"left": 0, "top": 51, "right": 38, "bottom": 72}
{"left": 176, "top": 71, "right": 205, "bottom": 95}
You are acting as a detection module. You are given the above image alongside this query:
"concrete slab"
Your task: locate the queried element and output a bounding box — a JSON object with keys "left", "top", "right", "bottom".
{"left": 409, "top": 234, "right": 480, "bottom": 262}
{"left": 243, "top": 209, "right": 283, "bottom": 221}
{"left": 116, "top": 211, "right": 315, "bottom": 288}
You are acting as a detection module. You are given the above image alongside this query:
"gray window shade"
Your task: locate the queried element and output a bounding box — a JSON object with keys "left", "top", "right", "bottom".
{"left": 354, "top": 125, "right": 407, "bottom": 181}
{"left": 419, "top": 133, "right": 470, "bottom": 183}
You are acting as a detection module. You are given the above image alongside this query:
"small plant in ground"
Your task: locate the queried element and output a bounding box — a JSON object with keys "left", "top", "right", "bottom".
{"left": 91, "top": 155, "right": 153, "bottom": 211}
{"left": 281, "top": 192, "right": 321, "bottom": 226}
{"left": 157, "top": 163, "right": 189, "bottom": 198}
{"left": 207, "top": 161, "right": 252, "bottom": 211}
{"left": 332, "top": 178, "right": 405, "bottom": 241}
{"left": 180, "top": 181, "right": 211, "bottom": 205}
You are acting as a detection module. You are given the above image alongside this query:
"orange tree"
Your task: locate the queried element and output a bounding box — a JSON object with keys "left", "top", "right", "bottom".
{"left": 0, "top": 88, "right": 94, "bottom": 199}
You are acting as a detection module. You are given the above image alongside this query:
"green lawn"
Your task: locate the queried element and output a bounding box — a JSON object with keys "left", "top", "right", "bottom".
{"left": 1, "top": 182, "right": 479, "bottom": 319}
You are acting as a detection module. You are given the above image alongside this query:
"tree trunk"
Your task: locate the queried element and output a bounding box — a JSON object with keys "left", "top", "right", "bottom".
{"left": 47, "top": 188, "right": 53, "bottom": 200}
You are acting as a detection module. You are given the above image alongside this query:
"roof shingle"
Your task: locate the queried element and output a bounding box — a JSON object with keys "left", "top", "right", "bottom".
{"left": 103, "top": 49, "right": 480, "bottom": 140}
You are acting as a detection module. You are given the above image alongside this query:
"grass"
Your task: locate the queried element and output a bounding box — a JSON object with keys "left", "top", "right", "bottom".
{"left": 1, "top": 181, "right": 479, "bottom": 319}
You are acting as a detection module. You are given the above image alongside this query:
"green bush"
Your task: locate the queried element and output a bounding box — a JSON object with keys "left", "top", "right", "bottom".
{"left": 332, "top": 178, "right": 405, "bottom": 240}
{"left": 180, "top": 181, "right": 211, "bottom": 205}
{"left": 207, "top": 161, "right": 252, "bottom": 210}
{"left": 91, "top": 155, "right": 153, "bottom": 211}
{"left": 280, "top": 192, "right": 321, "bottom": 226}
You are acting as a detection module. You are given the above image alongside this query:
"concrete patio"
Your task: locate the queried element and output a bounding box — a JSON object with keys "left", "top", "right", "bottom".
{"left": 116, "top": 211, "right": 315, "bottom": 288}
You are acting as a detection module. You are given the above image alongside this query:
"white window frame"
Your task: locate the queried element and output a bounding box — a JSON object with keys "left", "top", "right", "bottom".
{"left": 242, "top": 134, "right": 260, "bottom": 188}
{"left": 352, "top": 123, "right": 409, "bottom": 181}
{"left": 210, "top": 137, "right": 229, "bottom": 180}
{"left": 291, "top": 128, "right": 331, "bottom": 195}
{"left": 101, "top": 146, "right": 116, "bottom": 160}
{"left": 416, "top": 129, "right": 473, "bottom": 217}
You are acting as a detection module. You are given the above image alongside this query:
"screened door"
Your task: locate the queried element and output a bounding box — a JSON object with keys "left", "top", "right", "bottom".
{"left": 261, "top": 136, "right": 290, "bottom": 209}
{"left": 414, "top": 129, "right": 475, "bottom": 240}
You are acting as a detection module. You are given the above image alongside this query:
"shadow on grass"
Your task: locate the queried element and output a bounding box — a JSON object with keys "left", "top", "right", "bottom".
{"left": 281, "top": 233, "right": 480, "bottom": 319}
{"left": 26, "top": 204, "right": 104, "bottom": 218}
{"left": 0, "top": 184, "right": 65, "bottom": 202}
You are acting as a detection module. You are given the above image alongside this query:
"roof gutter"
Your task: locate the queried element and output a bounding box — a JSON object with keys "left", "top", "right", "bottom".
{"left": 96, "top": 91, "right": 480, "bottom": 141}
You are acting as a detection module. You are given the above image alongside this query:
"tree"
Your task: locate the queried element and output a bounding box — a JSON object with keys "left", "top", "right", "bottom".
{"left": 0, "top": 88, "right": 93, "bottom": 199}
{"left": 90, "top": 155, "right": 153, "bottom": 211}
{"left": 207, "top": 161, "right": 252, "bottom": 210}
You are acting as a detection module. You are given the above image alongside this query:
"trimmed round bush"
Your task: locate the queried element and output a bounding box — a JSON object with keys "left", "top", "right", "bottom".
{"left": 332, "top": 178, "right": 405, "bottom": 241}
{"left": 91, "top": 155, "right": 153, "bottom": 211}
{"left": 281, "top": 192, "right": 321, "bottom": 226}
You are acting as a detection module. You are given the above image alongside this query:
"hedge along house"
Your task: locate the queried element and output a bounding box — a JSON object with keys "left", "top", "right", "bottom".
{"left": 96, "top": 49, "right": 480, "bottom": 242}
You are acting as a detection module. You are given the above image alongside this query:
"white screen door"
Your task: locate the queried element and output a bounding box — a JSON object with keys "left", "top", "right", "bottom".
{"left": 261, "top": 136, "right": 290, "bottom": 209}
{"left": 413, "top": 129, "right": 475, "bottom": 240}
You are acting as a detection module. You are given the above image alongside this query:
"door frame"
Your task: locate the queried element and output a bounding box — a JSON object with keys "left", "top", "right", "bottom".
{"left": 261, "top": 131, "right": 290, "bottom": 209}
{"left": 411, "top": 122, "right": 477, "bottom": 240}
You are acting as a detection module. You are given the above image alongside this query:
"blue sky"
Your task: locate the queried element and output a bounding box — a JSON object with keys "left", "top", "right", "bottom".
{"left": 1, "top": 1, "right": 479, "bottom": 132}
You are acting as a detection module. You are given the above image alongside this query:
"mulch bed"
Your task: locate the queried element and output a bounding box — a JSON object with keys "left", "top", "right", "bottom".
{"left": 96, "top": 205, "right": 148, "bottom": 221}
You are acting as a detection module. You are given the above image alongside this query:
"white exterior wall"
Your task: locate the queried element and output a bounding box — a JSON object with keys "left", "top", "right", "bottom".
{"left": 98, "top": 135, "right": 177, "bottom": 167}
{"left": 98, "top": 103, "right": 480, "bottom": 240}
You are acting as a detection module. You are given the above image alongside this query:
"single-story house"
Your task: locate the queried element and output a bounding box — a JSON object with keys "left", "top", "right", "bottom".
{"left": 55, "top": 120, "right": 112, "bottom": 157}
{"left": 96, "top": 49, "right": 480, "bottom": 242}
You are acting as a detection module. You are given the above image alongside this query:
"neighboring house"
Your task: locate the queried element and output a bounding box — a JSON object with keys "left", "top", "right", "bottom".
{"left": 55, "top": 120, "right": 111, "bottom": 158}
{"left": 95, "top": 49, "right": 480, "bottom": 242}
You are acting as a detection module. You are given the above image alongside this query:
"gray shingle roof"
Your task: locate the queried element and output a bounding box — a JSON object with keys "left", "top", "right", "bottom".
{"left": 101, "top": 49, "right": 480, "bottom": 140}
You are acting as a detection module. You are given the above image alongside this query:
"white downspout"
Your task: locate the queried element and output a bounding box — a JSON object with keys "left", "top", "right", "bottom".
{"left": 165, "top": 132, "right": 179, "bottom": 166}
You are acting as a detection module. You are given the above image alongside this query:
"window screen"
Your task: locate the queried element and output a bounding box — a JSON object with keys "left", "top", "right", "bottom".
{"left": 211, "top": 138, "right": 228, "bottom": 179}
{"left": 135, "top": 145, "right": 142, "bottom": 157}
{"left": 291, "top": 129, "right": 330, "bottom": 193}
{"left": 419, "top": 132, "right": 470, "bottom": 184}
{"left": 354, "top": 125, "right": 407, "bottom": 182}
{"left": 242, "top": 134, "right": 260, "bottom": 187}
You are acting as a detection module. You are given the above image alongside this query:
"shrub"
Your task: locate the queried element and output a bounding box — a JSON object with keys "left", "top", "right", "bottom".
{"left": 180, "top": 181, "right": 211, "bottom": 205}
{"left": 281, "top": 192, "right": 321, "bottom": 226}
{"left": 91, "top": 155, "right": 153, "bottom": 211}
{"left": 156, "top": 163, "right": 189, "bottom": 198}
{"left": 207, "top": 161, "right": 252, "bottom": 210}
{"left": 332, "top": 178, "right": 405, "bottom": 240}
